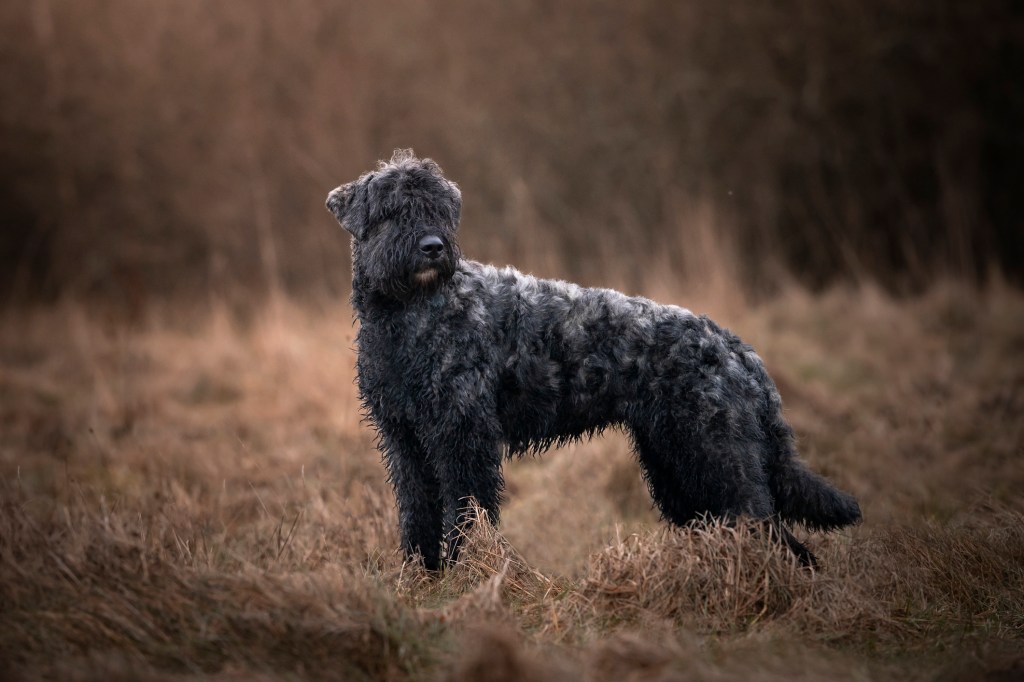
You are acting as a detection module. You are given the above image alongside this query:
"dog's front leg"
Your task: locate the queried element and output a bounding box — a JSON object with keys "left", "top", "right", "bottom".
{"left": 378, "top": 419, "right": 444, "bottom": 570}
{"left": 425, "top": 423, "right": 504, "bottom": 566}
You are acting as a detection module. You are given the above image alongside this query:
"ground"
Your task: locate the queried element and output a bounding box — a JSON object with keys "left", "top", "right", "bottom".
{"left": 1, "top": 283, "right": 1022, "bottom": 681}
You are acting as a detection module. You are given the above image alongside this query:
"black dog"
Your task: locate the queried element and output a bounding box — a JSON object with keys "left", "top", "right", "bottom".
{"left": 326, "top": 150, "right": 861, "bottom": 569}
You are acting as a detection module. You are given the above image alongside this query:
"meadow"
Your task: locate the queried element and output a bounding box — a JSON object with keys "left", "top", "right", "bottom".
{"left": 2, "top": 1, "right": 1021, "bottom": 678}
{"left": 2, "top": 281, "right": 1021, "bottom": 680}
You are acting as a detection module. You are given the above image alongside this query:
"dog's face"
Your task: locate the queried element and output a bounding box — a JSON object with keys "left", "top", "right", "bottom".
{"left": 327, "top": 150, "right": 462, "bottom": 300}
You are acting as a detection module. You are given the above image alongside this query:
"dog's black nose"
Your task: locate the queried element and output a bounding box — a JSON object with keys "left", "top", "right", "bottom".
{"left": 419, "top": 235, "right": 444, "bottom": 259}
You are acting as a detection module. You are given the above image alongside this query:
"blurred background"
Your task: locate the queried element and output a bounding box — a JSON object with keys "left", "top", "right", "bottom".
{"left": 1, "top": 0, "right": 1022, "bottom": 312}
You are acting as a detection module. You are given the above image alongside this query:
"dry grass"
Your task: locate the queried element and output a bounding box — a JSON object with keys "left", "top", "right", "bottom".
{"left": 1, "top": 283, "right": 1023, "bottom": 680}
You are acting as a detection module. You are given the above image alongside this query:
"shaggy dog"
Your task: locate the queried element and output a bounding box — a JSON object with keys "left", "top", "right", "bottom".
{"left": 326, "top": 150, "right": 861, "bottom": 569}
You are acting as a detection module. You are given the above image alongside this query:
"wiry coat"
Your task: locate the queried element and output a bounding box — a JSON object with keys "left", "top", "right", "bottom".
{"left": 327, "top": 151, "right": 861, "bottom": 569}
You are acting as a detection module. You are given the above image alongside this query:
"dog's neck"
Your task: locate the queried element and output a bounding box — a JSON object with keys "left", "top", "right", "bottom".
{"left": 351, "top": 268, "right": 460, "bottom": 322}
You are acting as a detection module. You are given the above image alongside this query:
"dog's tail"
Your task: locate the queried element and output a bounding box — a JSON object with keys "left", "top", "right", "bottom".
{"left": 763, "top": 398, "right": 862, "bottom": 531}
{"left": 770, "top": 449, "right": 862, "bottom": 531}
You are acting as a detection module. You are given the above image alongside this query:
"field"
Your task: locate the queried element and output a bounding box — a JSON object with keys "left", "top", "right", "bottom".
{"left": 2, "top": 282, "right": 1022, "bottom": 681}
{"left": 2, "top": 0, "right": 1022, "bottom": 678}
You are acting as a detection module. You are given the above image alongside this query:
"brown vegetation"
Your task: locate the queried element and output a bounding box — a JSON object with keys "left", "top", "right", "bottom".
{"left": 2, "top": 284, "right": 1022, "bottom": 680}
{"left": 1, "top": 0, "right": 1021, "bottom": 306}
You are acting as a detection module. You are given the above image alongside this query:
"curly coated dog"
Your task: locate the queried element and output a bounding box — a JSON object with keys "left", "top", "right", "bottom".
{"left": 326, "top": 150, "right": 861, "bottom": 569}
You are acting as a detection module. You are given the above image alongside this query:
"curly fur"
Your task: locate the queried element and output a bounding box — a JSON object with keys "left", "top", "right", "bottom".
{"left": 327, "top": 150, "right": 861, "bottom": 569}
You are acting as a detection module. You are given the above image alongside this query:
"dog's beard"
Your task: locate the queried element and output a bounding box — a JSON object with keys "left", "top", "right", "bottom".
{"left": 413, "top": 268, "right": 440, "bottom": 286}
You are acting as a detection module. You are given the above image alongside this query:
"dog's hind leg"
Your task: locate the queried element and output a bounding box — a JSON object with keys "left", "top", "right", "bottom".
{"left": 628, "top": 411, "right": 774, "bottom": 528}
{"left": 750, "top": 516, "right": 819, "bottom": 568}
{"left": 627, "top": 409, "right": 821, "bottom": 565}
{"left": 774, "top": 520, "right": 819, "bottom": 568}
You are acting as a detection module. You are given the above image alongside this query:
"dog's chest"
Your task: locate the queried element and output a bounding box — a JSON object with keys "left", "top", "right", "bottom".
{"left": 356, "top": 310, "right": 491, "bottom": 416}
{"left": 357, "top": 320, "right": 426, "bottom": 388}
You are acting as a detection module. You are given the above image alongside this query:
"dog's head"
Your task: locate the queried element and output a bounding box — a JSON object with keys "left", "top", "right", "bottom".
{"left": 327, "top": 149, "right": 462, "bottom": 300}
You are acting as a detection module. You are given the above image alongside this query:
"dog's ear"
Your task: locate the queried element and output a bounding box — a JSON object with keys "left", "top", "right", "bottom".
{"left": 326, "top": 182, "right": 361, "bottom": 237}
